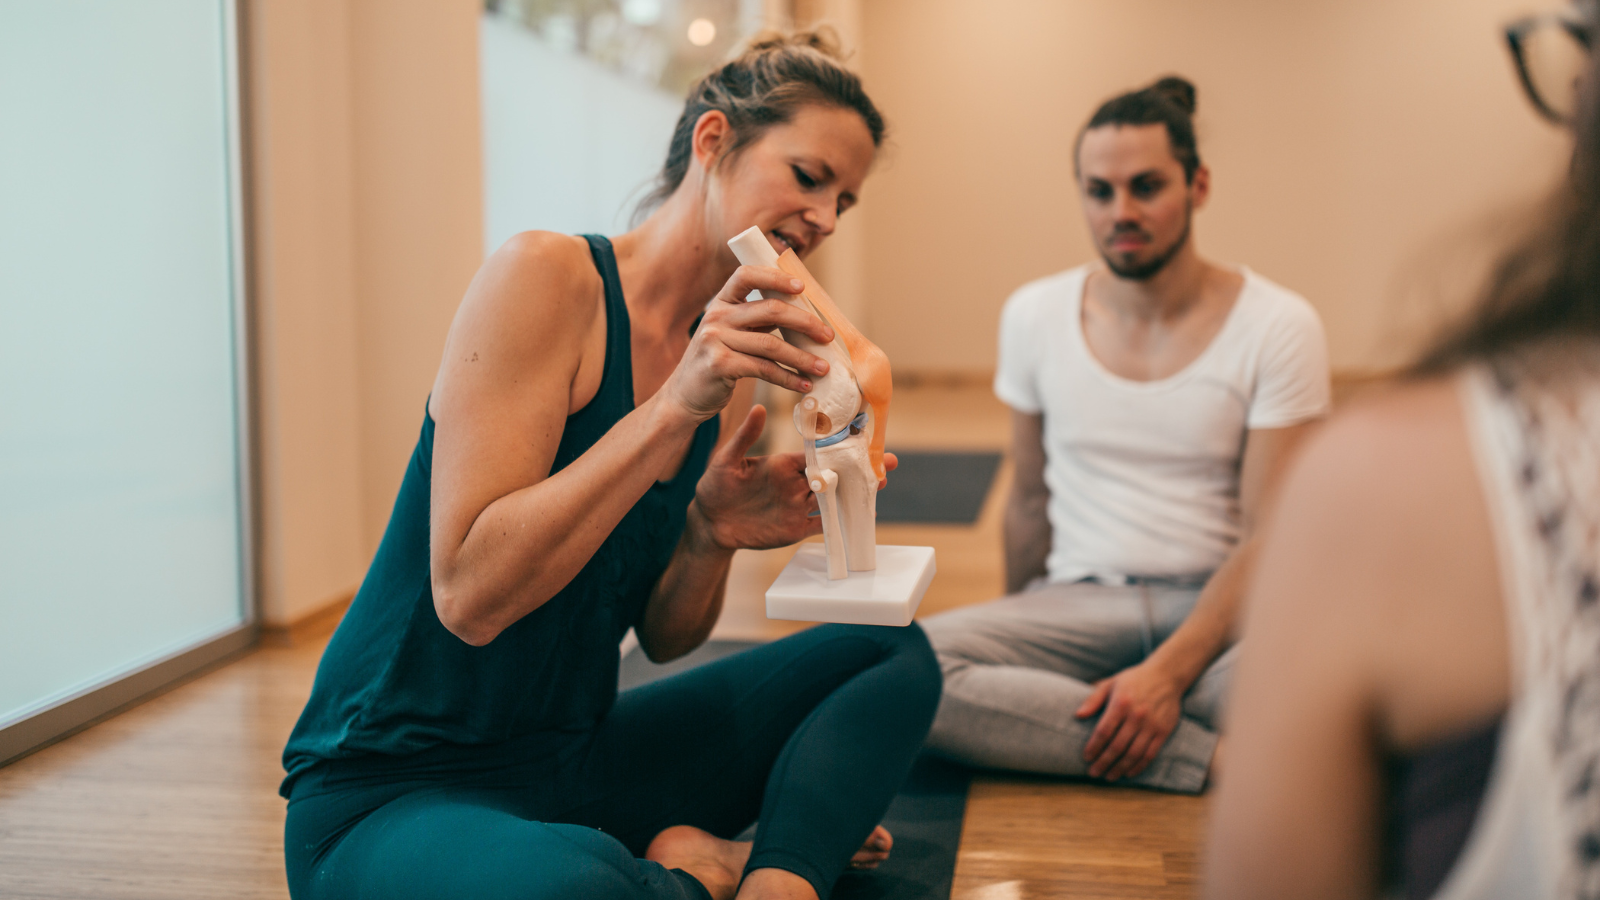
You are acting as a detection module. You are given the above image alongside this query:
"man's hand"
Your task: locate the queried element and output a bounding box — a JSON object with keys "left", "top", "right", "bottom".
{"left": 1076, "top": 660, "right": 1185, "bottom": 780}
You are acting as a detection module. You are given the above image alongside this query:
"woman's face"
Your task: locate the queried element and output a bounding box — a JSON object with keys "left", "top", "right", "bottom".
{"left": 703, "top": 103, "right": 877, "bottom": 260}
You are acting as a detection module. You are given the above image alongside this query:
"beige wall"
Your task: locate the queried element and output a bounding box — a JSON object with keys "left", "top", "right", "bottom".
{"left": 248, "top": 0, "right": 483, "bottom": 626}
{"left": 348, "top": 0, "right": 486, "bottom": 553}
{"left": 247, "top": 0, "right": 365, "bottom": 627}
{"left": 858, "top": 0, "right": 1571, "bottom": 374}
{"left": 243, "top": 1, "right": 1569, "bottom": 622}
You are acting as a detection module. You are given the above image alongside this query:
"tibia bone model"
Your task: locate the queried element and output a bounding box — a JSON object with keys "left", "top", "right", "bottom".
{"left": 727, "top": 225, "right": 892, "bottom": 579}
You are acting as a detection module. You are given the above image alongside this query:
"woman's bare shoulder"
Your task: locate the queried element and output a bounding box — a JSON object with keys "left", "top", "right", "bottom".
{"left": 480, "top": 231, "right": 600, "bottom": 315}
{"left": 1284, "top": 378, "right": 1467, "bottom": 512}
{"left": 432, "top": 232, "right": 604, "bottom": 418}
{"left": 449, "top": 232, "right": 602, "bottom": 350}
{"left": 1260, "top": 374, "right": 1508, "bottom": 746}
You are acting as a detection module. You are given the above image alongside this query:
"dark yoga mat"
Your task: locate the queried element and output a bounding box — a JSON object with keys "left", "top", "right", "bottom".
{"left": 876, "top": 451, "right": 1003, "bottom": 525}
{"left": 619, "top": 640, "right": 971, "bottom": 900}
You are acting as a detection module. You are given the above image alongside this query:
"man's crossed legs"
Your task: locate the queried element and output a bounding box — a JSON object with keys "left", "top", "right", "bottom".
{"left": 920, "top": 580, "right": 1235, "bottom": 794}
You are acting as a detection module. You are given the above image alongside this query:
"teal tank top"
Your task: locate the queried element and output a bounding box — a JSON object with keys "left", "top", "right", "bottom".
{"left": 281, "top": 235, "right": 719, "bottom": 796}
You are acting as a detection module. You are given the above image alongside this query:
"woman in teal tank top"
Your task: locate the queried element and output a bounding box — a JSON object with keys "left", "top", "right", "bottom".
{"left": 280, "top": 32, "right": 941, "bottom": 900}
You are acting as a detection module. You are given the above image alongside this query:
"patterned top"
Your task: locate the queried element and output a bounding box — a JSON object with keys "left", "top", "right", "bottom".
{"left": 1438, "top": 348, "right": 1600, "bottom": 899}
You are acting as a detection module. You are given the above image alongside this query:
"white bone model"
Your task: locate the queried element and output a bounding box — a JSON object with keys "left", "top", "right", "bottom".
{"left": 727, "top": 225, "right": 892, "bottom": 580}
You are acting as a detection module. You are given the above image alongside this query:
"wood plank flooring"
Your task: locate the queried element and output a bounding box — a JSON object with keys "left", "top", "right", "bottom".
{"left": 952, "top": 780, "right": 1206, "bottom": 899}
{"left": 0, "top": 639, "right": 322, "bottom": 899}
{"left": 0, "top": 385, "right": 1206, "bottom": 899}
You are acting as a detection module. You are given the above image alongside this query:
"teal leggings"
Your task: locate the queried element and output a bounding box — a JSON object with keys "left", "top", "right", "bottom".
{"left": 284, "top": 624, "right": 941, "bottom": 900}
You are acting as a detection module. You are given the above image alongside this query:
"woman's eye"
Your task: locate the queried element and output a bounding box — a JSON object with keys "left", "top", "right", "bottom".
{"left": 792, "top": 165, "right": 818, "bottom": 189}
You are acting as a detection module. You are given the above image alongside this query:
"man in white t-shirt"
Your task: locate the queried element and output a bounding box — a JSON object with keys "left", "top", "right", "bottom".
{"left": 921, "top": 76, "right": 1330, "bottom": 793}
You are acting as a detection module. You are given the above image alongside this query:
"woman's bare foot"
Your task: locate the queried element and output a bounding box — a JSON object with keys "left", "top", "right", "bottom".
{"left": 738, "top": 868, "right": 816, "bottom": 899}
{"left": 737, "top": 830, "right": 889, "bottom": 900}
{"left": 646, "top": 825, "right": 751, "bottom": 900}
{"left": 847, "top": 825, "right": 893, "bottom": 870}
{"left": 646, "top": 823, "right": 893, "bottom": 899}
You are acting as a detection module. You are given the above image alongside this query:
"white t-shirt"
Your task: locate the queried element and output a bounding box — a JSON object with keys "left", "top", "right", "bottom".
{"left": 994, "top": 265, "right": 1331, "bottom": 584}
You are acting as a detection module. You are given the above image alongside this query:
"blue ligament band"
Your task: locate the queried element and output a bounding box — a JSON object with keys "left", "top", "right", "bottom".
{"left": 813, "top": 412, "right": 867, "bottom": 447}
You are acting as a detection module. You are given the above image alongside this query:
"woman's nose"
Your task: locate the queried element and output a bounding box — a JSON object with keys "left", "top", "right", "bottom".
{"left": 803, "top": 205, "right": 836, "bottom": 236}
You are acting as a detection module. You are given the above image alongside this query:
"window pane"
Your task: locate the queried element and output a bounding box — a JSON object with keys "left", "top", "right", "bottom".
{"left": 0, "top": 0, "right": 248, "bottom": 727}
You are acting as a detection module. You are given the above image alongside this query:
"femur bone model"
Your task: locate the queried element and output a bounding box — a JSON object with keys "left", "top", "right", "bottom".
{"left": 727, "top": 226, "right": 892, "bottom": 579}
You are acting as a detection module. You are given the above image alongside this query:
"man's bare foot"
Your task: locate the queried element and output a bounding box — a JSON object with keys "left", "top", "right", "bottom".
{"left": 646, "top": 825, "right": 751, "bottom": 900}
{"left": 847, "top": 825, "right": 893, "bottom": 870}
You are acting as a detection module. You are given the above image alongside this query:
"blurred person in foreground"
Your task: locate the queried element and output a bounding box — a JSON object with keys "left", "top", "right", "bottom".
{"left": 1207, "top": 2, "right": 1600, "bottom": 898}
{"left": 919, "top": 76, "right": 1331, "bottom": 793}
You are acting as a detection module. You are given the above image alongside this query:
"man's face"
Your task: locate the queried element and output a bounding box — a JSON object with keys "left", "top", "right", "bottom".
{"left": 1076, "top": 124, "right": 1207, "bottom": 281}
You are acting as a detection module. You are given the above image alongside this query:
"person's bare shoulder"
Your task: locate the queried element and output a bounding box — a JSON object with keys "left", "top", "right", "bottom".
{"left": 470, "top": 231, "right": 600, "bottom": 333}
{"left": 1257, "top": 378, "right": 1468, "bottom": 608}
{"left": 432, "top": 232, "right": 602, "bottom": 416}
{"left": 1262, "top": 375, "right": 1508, "bottom": 748}
{"left": 1297, "top": 378, "right": 1461, "bottom": 478}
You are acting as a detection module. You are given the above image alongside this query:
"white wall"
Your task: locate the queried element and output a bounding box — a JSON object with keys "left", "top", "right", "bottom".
{"left": 481, "top": 15, "right": 682, "bottom": 251}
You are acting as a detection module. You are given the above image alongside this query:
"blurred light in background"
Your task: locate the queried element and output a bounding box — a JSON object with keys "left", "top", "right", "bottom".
{"left": 484, "top": 0, "right": 762, "bottom": 94}
{"left": 687, "top": 17, "right": 717, "bottom": 46}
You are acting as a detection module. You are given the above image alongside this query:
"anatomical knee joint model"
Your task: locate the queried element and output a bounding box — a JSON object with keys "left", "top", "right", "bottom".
{"left": 728, "top": 226, "right": 935, "bottom": 626}
{"left": 728, "top": 226, "right": 889, "bottom": 579}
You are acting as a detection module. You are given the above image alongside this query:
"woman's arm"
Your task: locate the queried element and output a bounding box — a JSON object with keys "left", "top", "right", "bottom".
{"left": 1202, "top": 419, "right": 1386, "bottom": 900}
{"left": 635, "top": 400, "right": 820, "bottom": 661}
{"left": 427, "top": 233, "right": 835, "bottom": 646}
{"left": 1205, "top": 381, "right": 1508, "bottom": 900}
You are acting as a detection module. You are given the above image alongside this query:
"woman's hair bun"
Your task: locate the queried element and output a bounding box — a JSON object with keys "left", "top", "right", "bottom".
{"left": 633, "top": 25, "right": 882, "bottom": 220}
{"left": 740, "top": 27, "right": 847, "bottom": 64}
{"left": 1148, "top": 76, "right": 1197, "bottom": 116}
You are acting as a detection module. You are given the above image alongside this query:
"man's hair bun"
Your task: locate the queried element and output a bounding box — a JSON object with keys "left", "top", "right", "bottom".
{"left": 1148, "top": 76, "right": 1197, "bottom": 116}
{"left": 1078, "top": 74, "right": 1203, "bottom": 182}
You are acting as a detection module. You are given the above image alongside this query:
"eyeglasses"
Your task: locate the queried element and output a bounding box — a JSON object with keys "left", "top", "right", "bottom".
{"left": 1506, "top": 4, "right": 1595, "bottom": 124}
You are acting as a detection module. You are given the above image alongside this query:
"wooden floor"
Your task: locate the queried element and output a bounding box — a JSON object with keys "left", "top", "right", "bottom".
{"left": 0, "top": 385, "right": 1206, "bottom": 899}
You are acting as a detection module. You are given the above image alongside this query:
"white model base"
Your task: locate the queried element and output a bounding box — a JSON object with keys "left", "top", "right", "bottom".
{"left": 766, "top": 544, "right": 936, "bottom": 627}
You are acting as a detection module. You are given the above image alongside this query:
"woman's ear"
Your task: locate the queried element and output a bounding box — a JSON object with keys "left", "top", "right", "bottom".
{"left": 691, "top": 110, "right": 732, "bottom": 172}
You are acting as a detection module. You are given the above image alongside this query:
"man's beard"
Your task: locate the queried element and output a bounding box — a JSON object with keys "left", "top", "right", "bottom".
{"left": 1099, "top": 208, "right": 1192, "bottom": 282}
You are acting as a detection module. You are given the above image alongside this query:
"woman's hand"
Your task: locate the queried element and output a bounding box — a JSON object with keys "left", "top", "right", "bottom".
{"left": 659, "top": 266, "right": 836, "bottom": 424}
{"left": 691, "top": 406, "right": 902, "bottom": 552}
{"left": 691, "top": 405, "right": 821, "bottom": 550}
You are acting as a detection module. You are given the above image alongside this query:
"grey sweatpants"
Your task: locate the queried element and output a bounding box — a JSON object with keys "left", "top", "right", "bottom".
{"left": 920, "top": 580, "right": 1236, "bottom": 794}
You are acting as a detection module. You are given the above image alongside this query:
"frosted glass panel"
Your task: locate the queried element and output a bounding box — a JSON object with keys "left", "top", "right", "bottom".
{"left": 481, "top": 14, "right": 682, "bottom": 251}
{"left": 0, "top": 1, "right": 248, "bottom": 726}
